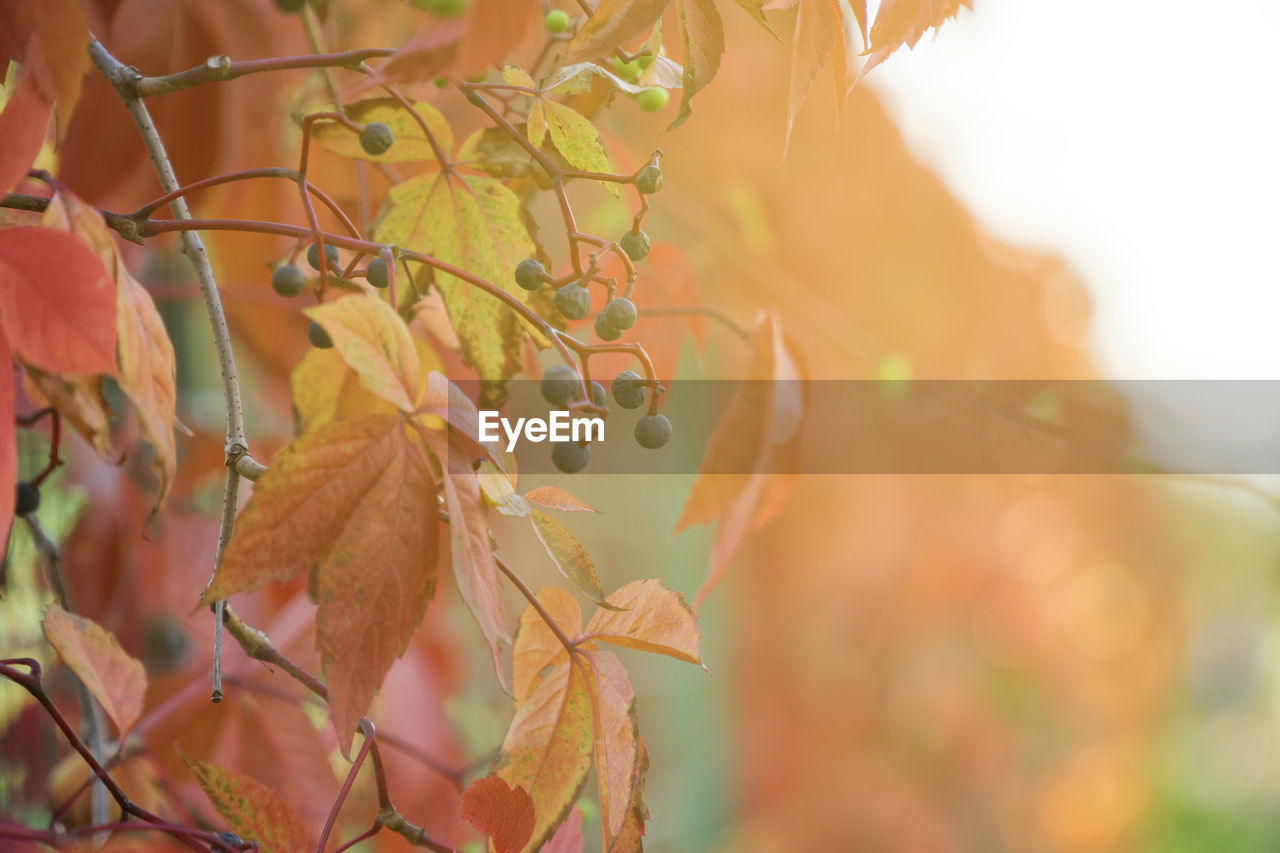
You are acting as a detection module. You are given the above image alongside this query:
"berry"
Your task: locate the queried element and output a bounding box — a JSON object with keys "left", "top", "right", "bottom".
{"left": 308, "top": 321, "right": 334, "bottom": 349}
{"left": 545, "top": 9, "right": 570, "bottom": 33}
{"left": 366, "top": 257, "right": 389, "bottom": 288}
{"left": 634, "top": 413, "right": 672, "bottom": 449}
{"left": 612, "top": 57, "right": 641, "bottom": 83}
{"left": 619, "top": 230, "right": 650, "bottom": 261}
{"left": 595, "top": 312, "right": 622, "bottom": 341}
{"left": 551, "top": 441, "right": 590, "bottom": 474}
{"left": 271, "top": 264, "right": 305, "bottom": 297}
{"left": 359, "top": 122, "right": 395, "bottom": 156}
{"left": 307, "top": 242, "right": 339, "bottom": 272}
{"left": 635, "top": 165, "right": 662, "bottom": 194}
{"left": 636, "top": 87, "right": 669, "bottom": 112}
{"left": 273, "top": 0, "right": 306, "bottom": 12}
{"left": 589, "top": 381, "right": 606, "bottom": 407}
{"left": 14, "top": 481, "right": 39, "bottom": 517}
{"left": 602, "top": 297, "right": 637, "bottom": 331}
{"left": 515, "top": 258, "right": 545, "bottom": 291}
{"left": 541, "top": 364, "right": 579, "bottom": 406}
{"left": 553, "top": 283, "right": 590, "bottom": 321}
{"left": 611, "top": 370, "right": 646, "bottom": 409}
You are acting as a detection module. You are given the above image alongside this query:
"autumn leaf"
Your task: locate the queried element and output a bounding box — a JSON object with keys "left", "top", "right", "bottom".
{"left": 585, "top": 579, "right": 703, "bottom": 665}
{"left": 493, "top": 660, "right": 595, "bottom": 852}
{"left": 512, "top": 588, "right": 581, "bottom": 703}
{"left": 184, "top": 758, "right": 311, "bottom": 853}
{"left": 524, "top": 486, "right": 598, "bottom": 514}
{"left": 23, "top": 366, "right": 114, "bottom": 461}
{"left": 455, "top": 0, "right": 539, "bottom": 76}
{"left": 304, "top": 294, "right": 424, "bottom": 413}
{"left": 581, "top": 650, "right": 640, "bottom": 849}
{"left": 541, "top": 805, "right": 585, "bottom": 853}
{"left": 366, "top": 19, "right": 463, "bottom": 89}
{"left": 866, "top": 0, "right": 971, "bottom": 63}
{"left": 672, "top": 0, "right": 725, "bottom": 129}
{"left": 730, "top": 0, "right": 778, "bottom": 36}
{"left": 1, "top": 340, "right": 16, "bottom": 533}
{"left": 290, "top": 347, "right": 398, "bottom": 435}
{"left": 563, "top": 0, "right": 669, "bottom": 64}
{"left": 0, "top": 226, "right": 116, "bottom": 376}
{"left": 202, "top": 415, "right": 439, "bottom": 754}
{"left": 42, "top": 604, "right": 147, "bottom": 737}
{"left": 609, "top": 739, "right": 650, "bottom": 853}
{"left": 310, "top": 97, "right": 452, "bottom": 165}
{"left": 785, "top": 0, "right": 840, "bottom": 155}
{"left": 529, "top": 510, "right": 608, "bottom": 605}
{"left": 540, "top": 100, "right": 618, "bottom": 196}
{"left": 0, "top": 0, "right": 90, "bottom": 133}
{"left": 0, "top": 73, "right": 51, "bottom": 195}
{"left": 459, "top": 776, "right": 535, "bottom": 853}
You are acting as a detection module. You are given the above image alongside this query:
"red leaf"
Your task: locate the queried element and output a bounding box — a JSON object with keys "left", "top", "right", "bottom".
{"left": 0, "top": 73, "right": 51, "bottom": 195}
{"left": 42, "top": 603, "right": 147, "bottom": 737}
{"left": 0, "top": 0, "right": 90, "bottom": 133}
{"left": 1, "top": 339, "right": 16, "bottom": 544}
{"left": 367, "top": 20, "right": 464, "bottom": 89}
{"left": 0, "top": 226, "right": 116, "bottom": 376}
{"left": 541, "top": 805, "right": 585, "bottom": 853}
{"left": 459, "top": 776, "right": 535, "bottom": 853}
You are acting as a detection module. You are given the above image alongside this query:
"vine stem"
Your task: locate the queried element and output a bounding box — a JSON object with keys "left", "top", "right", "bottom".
{"left": 88, "top": 37, "right": 247, "bottom": 704}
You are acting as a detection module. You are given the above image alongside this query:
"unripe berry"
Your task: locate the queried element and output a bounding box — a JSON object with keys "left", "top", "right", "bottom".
{"left": 545, "top": 9, "right": 570, "bottom": 33}
{"left": 634, "top": 413, "right": 672, "bottom": 449}
{"left": 272, "top": 264, "right": 305, "bottom": 297}
{"left": 619, "top": 230, "right": 650, "bottom": 261}
{"left": 602, "top": 297, "right": 637, "bottom": 331}
{"left": 307, "top": 242, "right": 339, "bottom": 272}
{"left": 551, "top": 441, "right": 590, "bottom": 473}
{"left": 553, "top": 283, "right": 590, "bottom": 321}
{"left": 360, "top": 122, "right": 395, "bottom": 156}
{"left": 635, "top": 165, "right": 662, "bottom": 194}
{"left": 636, "top": 87, "right": 669, "bottom": 112}
{"left": 612, "top": 57, "right": 641, "bottom": 83}
{"left": 366, "top": 257, "right": 389, "bottom": 288}
{"left": 515, "top": 258, "right": 545, "bottom": 291}
{"left": 308, "top": 321, "right": 334, "bottom": 349}
{"left": 15, "top": 481, "right": 39, "bottom": 517}
{"left": 611, "top": 370, "right": 645, "bottom": 409}
{"left": 589, "top": 381, "right": 606, "bottom": 407}
{"left": 541, "top": 364, "right": 579, "bottom": 406}
{"left": 595, "top": 312, "right": 622, "bottom": 341}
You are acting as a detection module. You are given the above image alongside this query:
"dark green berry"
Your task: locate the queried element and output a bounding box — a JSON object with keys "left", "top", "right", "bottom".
{"left": 273, "top": 0, "right": 306, "bottom": 12}
{"left": 307, "top": 242, "right": 339, "bottom": 272}
{"left": 595, "top": 312, "right": 622, "bottom": 341}
{"left": 360, "top": 122, "right": 394, "bottom": 156}
{"left": 367, "top": 257, "right": 389, "bottom": 288}
{"left": 15, "top": 481, "right": 39, "bottom": 517}
{"left": 541, "top": 364, "right": 579, "bottom": 406}
{"left": 308, "top": 321, "right": 334, "bottom": 349}
{"left": 635, "top": 165, "right": 662, "bottom": 194}
{"left": 634, "top": 413, "right": 671, "bottom": 449}
{"left": 272, "top": 264, "right": 305, "bottom": 297}
{"left": 551, "top": 441, "right": 590, "bottom": 474}
{"left": 553, "top": 283, "right": 591, "bottom": 321}
{"left": 545, "top": 9, "right": 570, "bottom": 33}
{"left": 589, "top": 381, "right": 606, "bottom": 407}
{"left": 619, "top": 230, "right": 650, "bottom": 261}
{"left": 611, "top": 370, "right": 645, "bottom": 409}
{"left": 515, "top": 258, "right": 545, "bottom": 291}
{"left": 602, "top": 297, "right": 637, "bottom": 331}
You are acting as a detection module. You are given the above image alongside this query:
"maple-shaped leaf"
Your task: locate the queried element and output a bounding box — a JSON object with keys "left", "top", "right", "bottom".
{"left": 863, "top": 0, "right": 972, "bottom": 77}
{"left": 585, "top": 579, "right": 703, "bottom": 665}
{"left": 675, "top": 311, "right": 803, "bottom": 603}
{"left": 529, "top": 510, "right": 608, "bottom": 605}
{"left": 310, "top": 97, "right": 452, "bottom": 165}
{"left": 41, "top": 603, "right": 147, "bottom": 737}
{"left": 581, "top": 650, "right": 640, "bottom": 849}
{"left": 671, "top": 0, "right": 725, "bottom": 129}
{"left": 459, "top": 776, "right": 535, "bottom": 853}
{"left": 202, "top": 415, "right": 439, "bottom": 754}
{"left": 524, "top": 486, "right": 598, "bottom": 514}
{"left": 184, "top": 758, "right": 311, "bottom": 853}
{"left": 0, "top": 73, "right": 51, "bottom": 195}
{"left": 493, "top": 659, "right": 594, "bottom": 852}
{"left": 0, "top": 0, "right": 90, "bottom": 133}
{"left": 563, "top": 0, "right": 669, "bottom": 64}
{"left": 0, "top": 225, "right": 116, "bottom": 376}
{"left": 374, "top": 173, "right": 539, "bottom": 397}
{"left": 526, "top": 98, "right": 618, "bottom": 196}
{"left": 304, "top": 294, "right": 424, "bottom": 413}
{"left": 512, "top": 587, "right": 581, "bottom": 703}
{"left": 42, "top": 187, "right": 179, "bottom": 507}
{"left": 421, "top": 427, "right": 511, "bottom": 694}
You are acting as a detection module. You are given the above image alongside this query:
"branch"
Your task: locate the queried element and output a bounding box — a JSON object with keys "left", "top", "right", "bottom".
{"left": 129, "top": 49, "right": 394, "bottom": 98}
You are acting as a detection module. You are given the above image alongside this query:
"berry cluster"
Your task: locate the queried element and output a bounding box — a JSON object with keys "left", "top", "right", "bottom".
{"left": 537, "top": 364, "right": 672, "bottom": 473}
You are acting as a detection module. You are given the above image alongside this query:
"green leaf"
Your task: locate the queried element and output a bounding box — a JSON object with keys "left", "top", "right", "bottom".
{"left": 672, "top": 0, "right": 725, "bottom": 130}
{"left": 184, "top": 757, "right": 311, "bottom": 853}
{"left": 543, "top": 101, "right": 618, "bottom": 196}
{"left": 529, "top": 509, "right": 608, "bottom": 605}
{"left": 310, "top": 97, "right": 452, "bottom": 164}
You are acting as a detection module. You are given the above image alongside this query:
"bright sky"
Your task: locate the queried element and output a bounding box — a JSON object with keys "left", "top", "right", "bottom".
{"left": 867, "top": 0, "right": 1280, "bottom": 379}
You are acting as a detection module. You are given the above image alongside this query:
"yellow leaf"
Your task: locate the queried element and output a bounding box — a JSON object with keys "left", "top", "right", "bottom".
{"left": 304, "top": 293, "right": 424, "bottom": 413}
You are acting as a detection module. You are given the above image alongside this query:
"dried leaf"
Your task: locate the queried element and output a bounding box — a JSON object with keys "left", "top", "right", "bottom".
{"left": 512, "top": 588, "right": 581, "bottom": 703}
{"left": 523, "top": 486, "right": 597, "bottom": 514}
{"left": 585, "top": 579, "right": 703, "bottom": 665}
{"left": 582, "top": 650, "right": 640, "bottom": 847}
{"left": 529, "top": 510, "right": 607, "bottom": 605}
{"left": 42, "top": 604, "right": 146, "bottom": 737}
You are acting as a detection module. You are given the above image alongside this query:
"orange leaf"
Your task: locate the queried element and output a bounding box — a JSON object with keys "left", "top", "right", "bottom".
{"left": 608, "top": 739, "right": 650, "bottom": 853}
{"left": 459, "top": 776, "right": 535, "bottom": 853}
{"left": 585, "top": 579, "right": 703, "bottom": 665}
{"left": 785, "top": 0, "right": 839, "bottom": 155}
{"left": 42, "top": 604, "right": 146, "bottom": 737}
{"left": 860, "top": 0, "right": 972, "bottom": 80}
{"left": 563, "top": 0, "right": 669, "bottom": 64}
{"left": 0, "top": 73, "right": 51, "bottom": 195}
{"left": 368, "top": 19, "right": 463, "bottom": 89}
{"left": 0, "top": 0, "right": 90, "bottom": 133}
{"left": 0, "top": 226, "right": 115, "bottom": 376}
{"left": 290, "top": 346, "right": 399, "bottom": 435}
{"left": 523, "top": 486, "right": 597, "bottom": 514}
{"left": 581, "top": 650, "right": 640, "bottom": 848}
{"left": 305, "top": 293, "right": 424, "bottom": 413}
{"left": 1, "top": 336, "right": 13, "bottom": 534}
{"left": 494, "top": 660, "right": 595, "bottom": 852}
{"left": 512, "top": 588, "right": 581, "bottom": 703}
{"left": 184, "top": 757, "right": 311, "bottom": 853}
{"left": 202, "top": 415, "right": 439, "bottom": 755}
{"left": 455, "top": 0, "right": 538, "bottom": 77}
{"left": 23, "top": 367, "right": 114, "bottom": 461}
